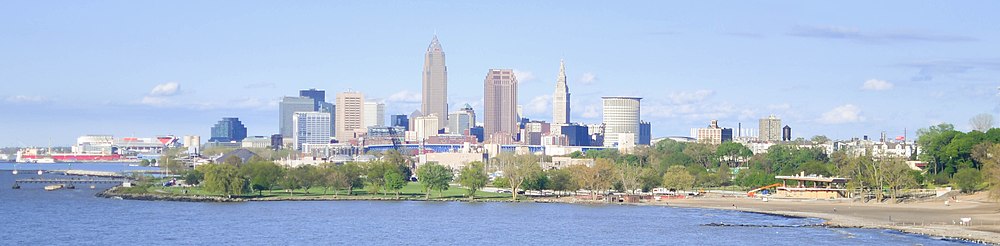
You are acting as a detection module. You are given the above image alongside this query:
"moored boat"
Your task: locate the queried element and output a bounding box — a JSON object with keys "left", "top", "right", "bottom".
{"left": 44, "top": 184, "right": 64, "bottom": 191}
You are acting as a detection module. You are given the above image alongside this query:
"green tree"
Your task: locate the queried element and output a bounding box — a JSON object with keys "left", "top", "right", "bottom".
{"left": 683, "top": 143, "right": 717, "bottom": 168}
{"left": 662, "top": 165, "right": 695, "bottom": 190}
{"left": 639, "top": 167, "right": 662, "bottom": 192}
{"left": 953, "top": 168, "right": 982, "bottom": 194}
{"left": 458, "top": 161, "right": 489, "bottom": 200}
{"left": 500, "top": 154, "right": 544, "bottom": 200}
{"left": 416, "top": 163, "right": 453, "bottom": 199}
{"left": 240, "top": 160, "right": 284, "bottom": 196}
{"left": 492, "top": 177, "right": 510, "bottom": 188}
{"left": 183, "top": 169, "right": 204, "bottom": 185}
{"left": 198, "top": 163, "right": 246, "bottom": 197}
{"left": 384, "top": 170, "right": 406, "bottom": 199}
{"left": 716, "top": 142, "right": 752, "bottom": 168}
{"left": 547, "top": 168, "right": 575, "bottom": 196}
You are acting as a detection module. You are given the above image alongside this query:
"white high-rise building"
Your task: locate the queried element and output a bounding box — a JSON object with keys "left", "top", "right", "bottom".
{"left": 601, "top": 97, "right": 641, "bottom": 147}
{"left": 422, "top": 35, "right": 448, "bottom": 130}
{"left": 552, "top": 60, "right": 570, "bottom": 125}
{"left": 293, "top": 111, "right": 332, "bottom": 150}
{"left": 363, "top": 101, "right": 385, "bottom": 128}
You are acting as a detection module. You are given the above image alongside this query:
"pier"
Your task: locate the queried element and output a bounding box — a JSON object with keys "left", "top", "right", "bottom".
{"left": 15, "top": 178, "right": 127, "bottom": 184}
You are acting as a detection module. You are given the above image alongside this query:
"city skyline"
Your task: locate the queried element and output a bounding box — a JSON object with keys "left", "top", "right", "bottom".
{"left": 2, "top": 1, "right": 1000, "bottom": 146}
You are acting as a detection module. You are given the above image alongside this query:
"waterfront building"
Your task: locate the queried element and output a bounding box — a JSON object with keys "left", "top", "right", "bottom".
{"left": 390, "top": 114, "right": 409, "bottom": 131}
{"left": 601, "top": 97, "right": 641, "bottom": 147}
{"left": 209, "top": 117, "right": 248, "bottom": 143}
{"left": 422, "top": 35, "right": 449, "bottom": 130}
{"left": 182, "top": 135, "right": 201, "bottom": 152}
{"left": 363, "top": 101, "right": 385, "bottom": 128}
{"left": 759, "top": 115, "right": 782, "bottom": 142}
{"left": 335, "top": 91, "right": 365, "bottom": 141}
{"left": 279, "top": 96, "right": 316, "bottom": 138}
{"left": 552, "top": 60, "right": 571, "bottom": 125}
{"left": 293, "top": 111, "right": 332, "bottom": 150}
{"left": 483, "top": 69, "right": 518, "bottom": 140}
{"left": 299, "top": 88, "right": 326, "bottom": 111}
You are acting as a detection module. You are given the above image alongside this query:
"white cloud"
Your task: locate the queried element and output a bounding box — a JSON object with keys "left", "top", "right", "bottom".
{"left": 140, "top": 96, "right": 170, "bottom": 107}
{"left": 667, "top": 90, "right": 715, "bottom": 104}
{"left": 861, "top": 79, "right": 894, "bottom": 91}
{"left": 149, "top": 82, "right": 181, "bottom": 96}
{"left": 5, "top": 95, "right": 47, "bottom": 103}
{"left": 819, "top": 104, "right": 866, "bottom": 124}
{"left": 525, "top": 95, "right": 551, "bottom": 115}
{"left": 579, "top": 72, "right": 597, "bottom": 85}
{"left": 513, "top": 69, "right": 535, "bottom": 83}
{"left": 386, "top": 90, "right": 421, "bottom": 103}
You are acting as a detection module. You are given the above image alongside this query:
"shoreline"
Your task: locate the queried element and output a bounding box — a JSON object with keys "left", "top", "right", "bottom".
{"left": 98, "top": 187, "right": 1000, "bottom": 245}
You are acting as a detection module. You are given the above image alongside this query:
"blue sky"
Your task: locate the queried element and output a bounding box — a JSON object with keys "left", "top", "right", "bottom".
{"left": 2, "top": 1, "right": 998, "bottom": 146}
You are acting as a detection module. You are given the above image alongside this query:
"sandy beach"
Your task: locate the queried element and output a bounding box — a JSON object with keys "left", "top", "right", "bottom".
{"left": 657, "top": 193, "right": 1000, "bottom": 244}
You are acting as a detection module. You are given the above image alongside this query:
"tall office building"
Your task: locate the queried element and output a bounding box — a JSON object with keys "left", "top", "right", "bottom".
{"left": 759, "top": 115, "right": 782, "bottom": 142}
{"left": 335, "top": 91, "right": 365, "bottom": 141}
{"left": 694, "top": 120, "right": 733, "bottom": 145}
{"left": 448, "top": 103, "right": 475, "bottom": 134}
{"left": 483, "top": 69, "right": 518, "bottom": 139}
{"left": 552, "top": 60, "right": 570, "bottom": 125}
{"left": 422, "top": 35, "right": 448, "bottom": 130}
{"left": 209, "top": 117, "right": 248, "bottom": 143}
{"left": 279, "top": 96, "right": 316, "bottom": 138}
{"left": 601, "top": 97, "right": 641, "bottom": 147}
{"left": 363, "top": 101, "right": 385, "bottom": 128}
{"left": 299, "top": 89, "right": 325, "bottom": 111}
{"left": 639, "top": 121, "right": 652, "bottom": 145}
{"left": 412, "top": 114, "right": 441, "bottom": 140}
{"left": 292, "top": 111, "right": 332, "bottom": 150}
{"left": 390, "top": 114, "right": 409, "bottom": 131}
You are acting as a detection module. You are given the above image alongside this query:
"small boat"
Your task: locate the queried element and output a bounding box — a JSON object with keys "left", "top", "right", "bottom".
{"left": 44, "top": 184, "right": 64, "bottom": 191}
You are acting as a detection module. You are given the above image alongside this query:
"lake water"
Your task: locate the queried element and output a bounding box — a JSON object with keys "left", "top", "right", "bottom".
{"left": 0, "top": 163, "right": 978, "bottom": 245}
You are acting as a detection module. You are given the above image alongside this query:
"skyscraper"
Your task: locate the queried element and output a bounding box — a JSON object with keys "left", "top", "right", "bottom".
{"left": 422, "top": 35, "right": 448, "bottom": 130}
{"left": 209, "top": 117, "right": 248, "bottom": 143}
{"left": 279, "top": 96, "right": 315, "bottom": 139}
{"left": 552, "top": 60, "right": 570, "bottom": 125}
{"left": 447, "top": 103, "right": 475, "bottom": 134}
{"left": 759, "top": 115, "right": 782, "bottom": 142}
{"left": 390, "top": 114, "right": 409, "bottom": 131}
{"left": 363, "top": 101, "right": 385, "bottom": 128}
{"left": 299, "top": 89, "right": 325, "bottom": 111}
{"left": 483, "top": 69, "right": 518, "bottom": 140}
{"left": 601, "top": 97, "right": 641, "bottom": 147}
{"left": 292, "top": 111, "right": 331, "bottom": 150}
{"left": 335, "top": 91, "right": 365, "bottom": 141}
